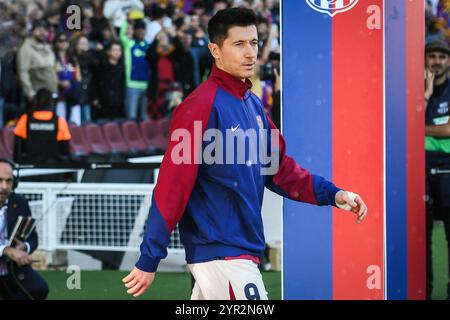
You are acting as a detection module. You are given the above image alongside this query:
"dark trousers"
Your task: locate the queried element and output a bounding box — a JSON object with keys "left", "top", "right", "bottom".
{"left": 0, "top": 263, "right": 49, "bottom": 300}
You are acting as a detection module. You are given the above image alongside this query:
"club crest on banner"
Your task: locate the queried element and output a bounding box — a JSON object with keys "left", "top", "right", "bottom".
{"left": 305, "top": 0, "right": 359, "bottom": 17}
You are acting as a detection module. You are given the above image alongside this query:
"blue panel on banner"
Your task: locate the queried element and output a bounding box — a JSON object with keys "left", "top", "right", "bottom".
{"left": 385, "top": 0, "right": 407, "bottom": 300}
{"left": 282, "top": 0, "right": 333, "bottom": 299}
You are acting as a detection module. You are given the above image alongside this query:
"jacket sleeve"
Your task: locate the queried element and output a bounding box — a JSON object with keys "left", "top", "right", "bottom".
{"left": 21, "top": 197, "right": 38, "bottom": 254}
{"left": 265, "top": 115, "right": 341, "bottom": 206}
{"left": 16, "top": 44, "right": 35, "bottom": 99}
{"left": 135, "top": 81, "right": 217, "bottom": 272}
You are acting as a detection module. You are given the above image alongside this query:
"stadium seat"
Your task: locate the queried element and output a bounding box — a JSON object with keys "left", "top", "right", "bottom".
{"left": 140, "top": 119, "right": 167, "bottom": 151}
{"left": 69, "top": 124, "right": 92, "bottom": 157}
{"left": 0, "top": 130, "right": 11, "bottom": 159}
{"left": 121, "top": 121, "right": 148, "bottom": 154}
{"left": 102, "top": 122, "right": 129, "bottom": 154}
{"left": 83, "top": 123, "right": 112, "bottom": 154}
{"left": 2, "top": 126, "right": 15, "bottom": 158}
{"left": 158, "top": 117, "right": 171, "bottom": 150}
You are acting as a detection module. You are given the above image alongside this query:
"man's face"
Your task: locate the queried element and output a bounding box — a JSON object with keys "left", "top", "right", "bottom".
{"left": 190, "top": 14, "right": 200, "bottom": 29}
{"left": 108, "top": 44, "right": 122, "bottom": 61}
{"left": 425, "top": 51, "right": 449, "bottom": 77}
{"left": 0, "top": 163, "right": 13, "bottom": 205}
{"left": 134, "top": 27, "right": 146, "bottom": 41}
{"left": 33, "top": 26, "right": 48, "bottom": 43}
{"left": 209, "top": 25, "right": 258, "bottom": 80}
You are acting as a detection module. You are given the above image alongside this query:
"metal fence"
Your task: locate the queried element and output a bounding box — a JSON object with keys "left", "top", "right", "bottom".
{"left": 16, "top": 182, "right": 183, "bottom": 253}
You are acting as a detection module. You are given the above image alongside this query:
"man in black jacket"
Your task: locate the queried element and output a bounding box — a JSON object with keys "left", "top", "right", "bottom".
{"left": 0, "top": 159, "right": 49, "bottom": 300}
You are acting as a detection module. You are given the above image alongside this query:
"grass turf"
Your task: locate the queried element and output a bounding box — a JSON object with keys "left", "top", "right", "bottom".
{"left": 39, "top": 270, "right": 281, "bottom": 300}
{"left": 37, "top": 224, "right": 448, "bottom": 300}
{"left": 432, "top": 222, "right": 449, "bottom": 300}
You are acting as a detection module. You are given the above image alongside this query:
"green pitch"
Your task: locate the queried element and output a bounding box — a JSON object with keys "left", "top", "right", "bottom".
{"left": 432, "top": 222, "right": 449, "bottom": 300}
{"left": 37, "top": 224, "right": 448, "bottom": 300}
{"left": 39, "top": 270, "right": 281, "bottom": 300}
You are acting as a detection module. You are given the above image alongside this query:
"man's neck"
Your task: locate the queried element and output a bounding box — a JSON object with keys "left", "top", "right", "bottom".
{"left": 108, "top": 58, "right": 118, "bottom": 65}
{"left": 215, "top": 62, "right": 246, "bottom": 82}
{"left": 434, "top": 74, "right": 447, "bottom": 86}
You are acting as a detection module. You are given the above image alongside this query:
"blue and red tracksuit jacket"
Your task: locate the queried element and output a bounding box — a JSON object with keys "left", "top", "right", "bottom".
{"left": 136, "top": 64, "right": 341, "bottom": 272}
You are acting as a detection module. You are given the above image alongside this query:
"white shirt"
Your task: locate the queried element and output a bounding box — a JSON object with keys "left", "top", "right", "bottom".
{"left": 103, "top": 0, "right": 144, "bottom": 28}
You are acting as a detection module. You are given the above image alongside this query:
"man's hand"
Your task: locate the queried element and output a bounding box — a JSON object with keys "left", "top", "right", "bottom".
{"left": 425, "top": 68, "right": 435, "bottom": 101}
{"left": 4, "top": 247, "right": 33, "bottom": 266}
{"left": 335, "top": 190, "right": 368, "bottom": 224}
{"left": 14, "top": 238, "right": 27, "bottom": 251}
{"left": 122, "top": 267, "right": 155, "bottom": 297}
{"left": 273, "top": 68, "right": 280, "bottom": 92}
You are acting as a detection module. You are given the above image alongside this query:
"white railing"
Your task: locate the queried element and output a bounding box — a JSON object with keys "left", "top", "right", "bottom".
{"left": 15, "top": 182, "right": 184, "bottom": 254}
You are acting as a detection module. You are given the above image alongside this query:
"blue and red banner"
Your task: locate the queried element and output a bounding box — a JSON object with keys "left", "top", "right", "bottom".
{"left": 282, "top": 0, "right": 425, "bottom": 300}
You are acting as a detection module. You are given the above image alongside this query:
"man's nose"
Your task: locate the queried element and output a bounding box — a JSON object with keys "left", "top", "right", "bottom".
{"left": 244, "top": 43, "right": 257, "bottom": 59}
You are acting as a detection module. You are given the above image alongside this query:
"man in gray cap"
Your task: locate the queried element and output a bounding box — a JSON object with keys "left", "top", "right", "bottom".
{"left": 17, "top": 19, "right": 58, "bottom": 106}
{"left": 424, "top": 39, "right": 450, "bottom": 300}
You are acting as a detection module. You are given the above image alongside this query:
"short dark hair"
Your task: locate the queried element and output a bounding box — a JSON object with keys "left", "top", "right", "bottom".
{"left": 105, "top": 40, "right": 122, "bottom": 52}
{"left": 208, "top": 7, "right": 257, "bottom": 47}
{"left": 134, "top": 19, "right": 146, "bottom": 30}
{"left": 33, "top": 88, "right": 53, "bottom": 108}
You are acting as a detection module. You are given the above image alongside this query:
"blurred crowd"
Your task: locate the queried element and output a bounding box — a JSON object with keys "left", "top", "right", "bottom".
{"left": 0, "top": 0, "right": 280, "bottom": 128}
{"left": 427, "top": 0, "right": 450, "bottom": 44}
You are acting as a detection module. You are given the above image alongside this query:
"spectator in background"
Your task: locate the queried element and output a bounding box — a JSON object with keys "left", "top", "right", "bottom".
{"left": 43, "top": 7, "right": 61, "bottom": 44}
{"left": 103, "top": 0, "right": 144, "bottom": 34}
{"left": 271, "top": 67, "right": 280, "bottom": 130}
{"left": 0, "top": 1, "right": 27, "bottom": 55}
{"left": 72, "top": 34, "right": 97, "bottom": 124}
{"left": 184, "top": 11, "right": 212, "bottom": 86}
{"left": 17, "top": 19, "right": 58, "bottom": 108}
{"left": 92, "top": 41, "right": 125, "bottom": 120}
{"left": 176, "top": 31, "right": 197, "bottom": 97}
{"left": 424, "top": 40, "right": 450, "bottom": 300}
{"left": 0, "top": 52, "right": 25, "bottom": 127}
{"left": 120, "top": 17, "right": 150, "bottom": 120}
{"left": 53, "top": 32, "right": 82, "bottom": 125}
{"left": 146, "top": 27, "right": 195, "bottom": 119}
{"left": 92, "top": 19, "right": 118, "bottom": 50}
{"left": 250, "top": 55, "right": 274, "bottom": 118}
{"left": 145, "top": 4, "right": 169, "bottom": 45}
{"left": 14, "top": 88, "right": 71, "bottom": 164}
{"left": 0, "top": 61, "right": 4, "bottom": 129}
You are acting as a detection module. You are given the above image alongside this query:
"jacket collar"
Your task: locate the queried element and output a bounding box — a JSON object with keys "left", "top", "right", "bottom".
{"left": 210, "top": 64, "right": 253, "bottom": 99}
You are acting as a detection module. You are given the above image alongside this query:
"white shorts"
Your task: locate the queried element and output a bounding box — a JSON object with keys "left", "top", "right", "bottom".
{"left": 188, "top": 259, "right": 268, "bottom": 300}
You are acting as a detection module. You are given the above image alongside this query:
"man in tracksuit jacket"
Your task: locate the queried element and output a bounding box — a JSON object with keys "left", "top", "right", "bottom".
{"left": 123, "top": 7, "right": 368, "bottom": 300}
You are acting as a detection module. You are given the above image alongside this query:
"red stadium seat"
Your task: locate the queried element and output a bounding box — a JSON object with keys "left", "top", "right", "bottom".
{"left": 69, "top": 124, "right": 92, "bottom": 156}
{"left": 121, "top": 121, "right": 148, "bottom": 153}
{"left": 157, "top": 116, "right": 171, "bottom": 150}
{"left": 101, "top": 122, "right": 129, "bottom": 154}
{"left": 140, "top": 119, "right": 167, "bottom": 151}
{"left": 0, "top": 130, "right": 11, "bottom": 159}
{"left": 2, "top": 126, "right": 15, "bottom": 158}
{"left": 83, "top": 123, "right": 111, "bottom": 154}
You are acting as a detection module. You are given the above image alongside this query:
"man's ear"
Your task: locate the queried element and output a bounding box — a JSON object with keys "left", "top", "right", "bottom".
{"left": 208, "top": 42, "right": 220, "bottom": 60}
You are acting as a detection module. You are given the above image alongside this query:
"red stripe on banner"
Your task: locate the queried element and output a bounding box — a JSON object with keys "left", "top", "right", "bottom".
{"left": 332, "top": 0, "right": 385, "bottom": 299}
{"left": 406, "top": 0, "right": 426, "bottom": 300}
{"left": 229, "top": 282, "right": 236, "bottom": 300}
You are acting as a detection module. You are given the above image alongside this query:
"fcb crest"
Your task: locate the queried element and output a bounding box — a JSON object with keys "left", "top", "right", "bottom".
{"left": 305, "top": 0, "right": 359, "bottom": 17}
{"left": 256, "top": 116, "right": 264, "bottom": 129}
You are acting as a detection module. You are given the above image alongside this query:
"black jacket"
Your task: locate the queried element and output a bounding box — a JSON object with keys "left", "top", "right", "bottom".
{"left": 0, "top": 193, "right": 38, "bottom": 263}
{"left": 92, "top": 52, "right": 125, "bottom": 119}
